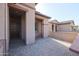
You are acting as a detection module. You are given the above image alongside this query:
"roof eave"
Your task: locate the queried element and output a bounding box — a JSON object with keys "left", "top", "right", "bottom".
{"left": 35, "top": 11, "right": 51, "bottom": 19}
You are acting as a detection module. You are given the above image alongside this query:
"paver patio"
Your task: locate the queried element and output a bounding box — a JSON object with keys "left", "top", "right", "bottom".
{"left": 8, "top": 38, "right": 79, "bottom": 56}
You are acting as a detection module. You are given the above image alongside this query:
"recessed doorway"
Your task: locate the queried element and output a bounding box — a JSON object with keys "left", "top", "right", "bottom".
{"left": 8, "top": 5, "right": 26, "bottom": 50}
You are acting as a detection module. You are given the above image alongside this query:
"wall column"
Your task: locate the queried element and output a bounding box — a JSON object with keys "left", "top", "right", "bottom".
{"left": 0, "top": 3, "right": 8, "bottom": 55}
{"left": 5, "top": 3, "right": 9, "bottom": 55}
{"left": 25, "top": 9, "right": 35, "bottom": 44}
{"left": 42, "top": 19, "right": 49, "bottom": 38}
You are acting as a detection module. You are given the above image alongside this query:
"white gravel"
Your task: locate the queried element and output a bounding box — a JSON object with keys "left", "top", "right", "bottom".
{"left": 8, "top": 38, "right": 79, "bottom": 56}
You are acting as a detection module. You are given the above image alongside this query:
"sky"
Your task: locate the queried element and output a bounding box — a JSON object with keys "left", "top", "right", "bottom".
{"left": 36, "top": 3, "right": 79, "bottom": 25}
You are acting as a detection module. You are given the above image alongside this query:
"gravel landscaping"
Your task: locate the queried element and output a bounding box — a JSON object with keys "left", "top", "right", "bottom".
{"left": 8, "top": 38, "right": 79, "bottom": 56}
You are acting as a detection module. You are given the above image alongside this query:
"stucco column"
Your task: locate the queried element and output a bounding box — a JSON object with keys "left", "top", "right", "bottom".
{"left": 25, "top": 9, "right": 35, "bottom": 44}
{"left": 54, "top": 24, "right": 56, "bottom": 32}
{"left": 0, "top": 3, "right": 7, "bottom": 55}
{"left": 42, "top": 19, "right": 49, "bottom": 38}
{"left": 5, "top": 4, "right": 9, "bottom": 55}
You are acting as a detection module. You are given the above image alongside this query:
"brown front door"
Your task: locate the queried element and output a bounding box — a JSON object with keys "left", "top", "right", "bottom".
{"left": 9, "top": 15, "right": 21, "bottom": 39}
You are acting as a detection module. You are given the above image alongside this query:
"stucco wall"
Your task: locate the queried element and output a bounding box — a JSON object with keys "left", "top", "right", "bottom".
{"left": 0, "top": 3, "right": 6, "bottom": 39}
{"left": 0, "top": 39, "right": 5, "bottom": 55}
{"left": 25, "top": 8, "right": 35, "bottom": 44}
{"left": 42, "top": 19, "right": 49, "bottom": 38}
{"left": 49, "top": 32, "right": 78, "bottom": 43}
{"left": 0, "top": 3, "right": 6, "bottom": 55}
{"left": 57, "top": 24, "right": 72, "bottom": 32}
{"left": 24, "top": 3, "right": 35, "bottom": 8}
{"left": 48, "top": 22, "right": 73, "bottom": 33}
{"left": 48, "top": 23, "right": 52, "bottom": 32}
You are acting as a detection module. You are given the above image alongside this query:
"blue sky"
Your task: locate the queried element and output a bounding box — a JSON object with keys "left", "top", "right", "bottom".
{"left": 36, "top": 3, "right": 79, "bottom": 25}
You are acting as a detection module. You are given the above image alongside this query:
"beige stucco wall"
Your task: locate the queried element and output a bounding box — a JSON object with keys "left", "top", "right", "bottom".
{"left": 48, "top": 22, "right": 73, "bottom": 33}
{"left": 0, "top": 3, "right": 6, "bottom": 55}
{"left": 48, "top": 23, "right": 53, "bottom": 32}
{"left": 42, "top": 19, "right": 49, "bottom": 38}
{"left": 57, "top": 24, "right": 72, "bottom": 32}
{"left": 25, "top": 8, "right": 35, "bottom": 44}
{"left": 49, "top": 32, "right": 78, "bottom": 43}
{"left": 0, "top": 39, "right": 5, "bottom": 55}
{"left": 23, "top": 3, "right": 35, "bottom": 8}
{"left": 0, "top": 3, "right": 6, "bottom": 40}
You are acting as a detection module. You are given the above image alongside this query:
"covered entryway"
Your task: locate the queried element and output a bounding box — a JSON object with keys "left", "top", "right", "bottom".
{"left": 0, "top": 3, "right": 36, "bottom": 55}
{"left": 8, "top": 5, "right": 26, "bottom": 49}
